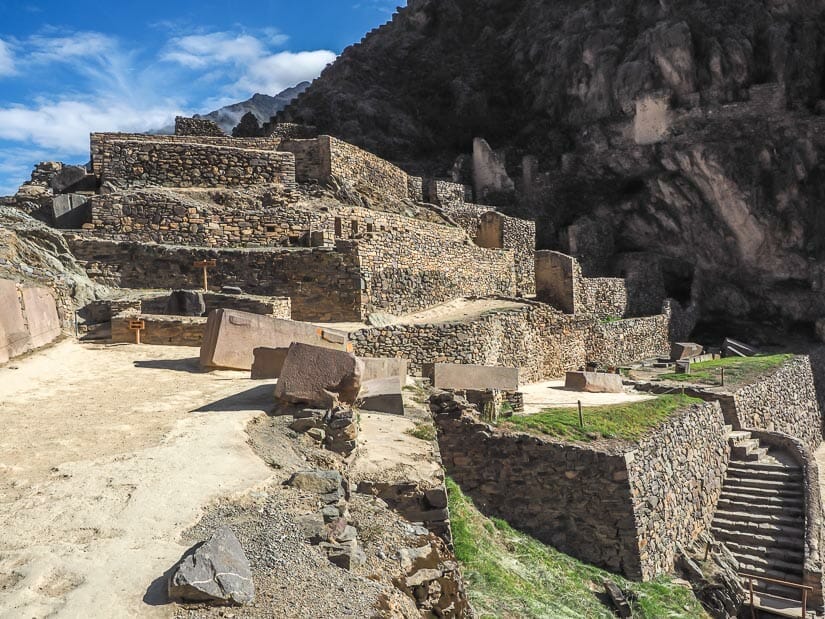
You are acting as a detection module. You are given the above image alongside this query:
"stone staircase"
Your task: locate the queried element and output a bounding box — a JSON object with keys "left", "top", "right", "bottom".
{"left": 712, "top": 430, "right": 811, "bottom": 618}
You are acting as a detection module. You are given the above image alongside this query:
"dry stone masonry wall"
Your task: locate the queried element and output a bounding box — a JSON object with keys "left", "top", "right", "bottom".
{"left": 90, "top": 133, "right": 284, "bottom": 178}
{"left": 434, "top": 393, "right": 730, "bottom": 581}
{"left": 731, "top": 355, "right": 825, "bottom": 453}
{"left": 626, "top": 401, "right": 729, "bottom": 579}
{"left": 174, "top": 116, "right": 225, "bottom": 137}
{"left": 100, "top": 140, "right": 296, "bottom": 189}
{"left": 67, "top": 237, "right": 365, "bottom": 322}
{"left": 352, "top": 301, "right": 670, "bottom": 381}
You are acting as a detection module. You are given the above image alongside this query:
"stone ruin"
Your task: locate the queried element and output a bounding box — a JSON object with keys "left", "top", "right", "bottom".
{"left": 2, "top": 119, "right": 824, "bottom": 619}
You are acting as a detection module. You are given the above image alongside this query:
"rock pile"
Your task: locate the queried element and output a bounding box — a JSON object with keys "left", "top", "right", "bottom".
{"left": 289, "top": 406, "right": 358, "bottom": 456}
{"left": 287, "top": 470, "right": 367, "bottom": 570}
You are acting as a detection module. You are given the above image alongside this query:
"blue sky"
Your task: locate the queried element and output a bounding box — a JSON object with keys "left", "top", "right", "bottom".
{"left": 0, "top": 0, "right": 399, "bottom": 194}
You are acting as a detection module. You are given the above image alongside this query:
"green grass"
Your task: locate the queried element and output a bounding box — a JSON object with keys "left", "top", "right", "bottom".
{"left": 500, "top": 394, "right": 701, "bottom": 442}
{"left": 405, "top": 422, "right": 436, "bottom": 441}
{"left": 659, "top": 354, "right": 793, "bottom": 387}
{"left": 447, "top": 478, "right": 707, "bottom": 619}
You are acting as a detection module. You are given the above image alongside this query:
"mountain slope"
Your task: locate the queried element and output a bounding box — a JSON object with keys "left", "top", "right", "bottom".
{"left": 282, "top": 0, "right": 825, "bottom": 334}
{"left": 196, "top": 82, "right": 310, "bottom": 133}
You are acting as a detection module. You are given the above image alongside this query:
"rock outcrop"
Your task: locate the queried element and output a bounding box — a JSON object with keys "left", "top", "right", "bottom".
{"left": 283, "top": 0, "right": 825, "bottom": 335}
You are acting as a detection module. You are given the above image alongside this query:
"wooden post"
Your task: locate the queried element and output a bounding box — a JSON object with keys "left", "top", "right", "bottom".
{"left": 578, "top": 400, "right": 584, "bottom": 428}
{"left": 721, "top": 367, "right": 725, "bottom": 387}
{"left": 193, "top": 259, "right": 216, "bottom": 291}
{"left": 749, "top": 576, "right": 755, "bottom": 619}
{"left": 128, "top": 319, "right": 145, "bottom": 345}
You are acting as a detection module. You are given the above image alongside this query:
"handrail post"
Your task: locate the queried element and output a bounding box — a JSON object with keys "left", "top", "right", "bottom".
{"left": 749, "top": 576, "right": 755, "bottom": 619}
{"left": 802, "top": 588, "right": 807, "bottom": 619}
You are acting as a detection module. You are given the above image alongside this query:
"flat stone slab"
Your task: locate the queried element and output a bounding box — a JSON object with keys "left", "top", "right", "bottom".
{"left": 21, "top": 287, "right": 61, "bottom": 349}
{"left": 168, "top": 525, "right": 254, "bottom": 605}
{"left": 357, "top": 377, "right": 404, "bottom": 415}
{"left": 251, "top": 346, "right": 289, "bottom": 379}
{"left": 200, "top": 309, "right": 350, "bottom": 371}
{"left": 425, "top": 363, "right": 518, "bottom": 391}
{"left": 51, "top": 194, "right": 91, "bottom": 229}
{"left": 564, "top": 371, "right": 624, "bottom": 394}
{"left": 671, "top": 342, "right": 703, "bottom": 361}
{"left": 0, "top": 279, "right": 27, "bottom": 362}
{"left": 359, "top": 357, "right": 408, "bottom": 389}
{"left": 274, "top": 342, "right": 363, "bottom": 408}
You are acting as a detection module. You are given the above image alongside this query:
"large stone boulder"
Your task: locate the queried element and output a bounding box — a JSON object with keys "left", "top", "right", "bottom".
{"left": 250, "top": 346, "right": 289, "bottom": 379}
{"left": 165, "top": 290, "right": 206, "bottom": 317}
{"left": 423, "top": 363, "right": 519, "bottom": 391}
{"left": 168, "top": 526, "right": 254, "bottom": 605}
{"left": 51, "top": 194, "right": 91, "bottom": 229}
{"left": 357, "top": 377, "right": 404, "bottom": 415}
{"left": 199, "top": 309, "right": 349, "bottom": 371}
{"left": 564, "top": 371, "right": 624, "bottom": 394}
{"left": 671, "top": 342, "right": 703, "bottom": 361}
{"left": 274, "top": 343, "right": 363, "bottom": 408}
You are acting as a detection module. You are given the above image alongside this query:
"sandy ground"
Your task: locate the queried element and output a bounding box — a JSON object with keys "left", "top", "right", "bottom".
{"left": 0, "top": 340, "right": 275, "bottom": 618}
{"left": 326, "top": 297, "right": 529, "bottom": 331}
{"left": 520, "top": 379, "right": 655, "bottom": 415}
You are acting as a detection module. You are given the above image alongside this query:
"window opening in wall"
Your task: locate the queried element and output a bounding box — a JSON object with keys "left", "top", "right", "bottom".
{"left": 334, "top": 217, "right": 342, "bottom": 237}
{"left": 351, "top": 220, "right": 359, "bottom": 236}
{"left": 366, "top": 223, "right": 374, "bottom": 233}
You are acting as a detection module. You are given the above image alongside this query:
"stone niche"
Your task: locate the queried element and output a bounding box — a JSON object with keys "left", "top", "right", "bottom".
{"left": 476, "top": 211, "right": 504, "bottom": 249}
{"left": 535, "top": 250, "right": 578, "bottom": 314}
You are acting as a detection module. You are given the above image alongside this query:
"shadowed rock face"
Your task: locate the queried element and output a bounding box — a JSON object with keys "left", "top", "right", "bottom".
{"left": 283, "top": 0, "right": 825, "bottom": 333}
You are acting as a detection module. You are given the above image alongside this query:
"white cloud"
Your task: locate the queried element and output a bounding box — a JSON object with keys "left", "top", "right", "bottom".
{"left": 233, "top": 50, "right": 336, "bottom": 95}
{"left": 27, "top": 31, "right": 117, "bottom": 62}
{"left": 162, "top": 32, "right": 267, "bottom": 69}
{"left": 0, "top": 40, "right": 15, "bottom": 76}
{"left": 0, "top": 99, "right": 185, "bottom": 152}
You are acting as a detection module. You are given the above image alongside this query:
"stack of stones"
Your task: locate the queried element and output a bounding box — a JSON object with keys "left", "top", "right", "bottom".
{"left": 289, "top": 406, "right": 358, "bottom": 455}
{"left": 288, "top": 470, "right": 366, "bottom": 569}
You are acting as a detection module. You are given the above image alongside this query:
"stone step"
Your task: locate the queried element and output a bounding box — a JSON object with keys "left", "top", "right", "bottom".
{"left": 722, "top": 479, "right": 804, "bottom": 498}
{"left": 727, "top": 464, "right": 802, "bottom": 482}
{"left": 728, "top": 430, "right": 752, "bottom": 443}
{"left": 718, "top": 489, "right": 804, "bottom": 509}
{"left": 714, "top": 509, "right": 803, "bottom": 528}
{"left": 733, "top": 553, "right": 803, "bottom": 577}
{"left": 720, "top": 539, "right": 804, "bottom": 563}
{"left": 712, "top": 522, "right": 804, "bottom": 548}
{"left": 729, "top": 461, "right": 802, "bottom": 474}
{"left": 747, "top": 590, "right": 813, "bottom": 618}
{"left": 732, "top": 445, "right": 769, "bottom": 462}
{"left": 716, "top": 498, "right": 804, "bottom": 518}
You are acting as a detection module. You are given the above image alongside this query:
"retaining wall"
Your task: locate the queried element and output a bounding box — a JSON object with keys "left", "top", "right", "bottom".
{"left": 100, "top": 140, "right": 296, "bottom": 189}
{"left": 352, "top": 301, "right": 671, "bottom": 381}
{"left": 434, "top": 394, "right": 728, "bottom": 580}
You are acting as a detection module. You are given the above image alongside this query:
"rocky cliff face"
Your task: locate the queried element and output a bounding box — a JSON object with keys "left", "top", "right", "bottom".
{"left": 283, "top": 0, "right": 825, "bottom": 338}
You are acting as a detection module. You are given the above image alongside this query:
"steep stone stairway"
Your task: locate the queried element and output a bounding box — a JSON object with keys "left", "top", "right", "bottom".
{"left": 712, "top": 431, "right": 811, "bottom": 618}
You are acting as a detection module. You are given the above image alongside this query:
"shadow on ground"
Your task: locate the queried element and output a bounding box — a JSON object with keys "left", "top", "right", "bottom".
{"left": 192, "top": 384, "right": 276, "bottom": 413}
{"left": 133, "top": 358, "right": 203, "bottom": 374}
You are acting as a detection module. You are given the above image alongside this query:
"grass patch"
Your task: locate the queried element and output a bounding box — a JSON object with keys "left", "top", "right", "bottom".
{"left": 406, "top": 422, "right": 436, "bottom": 441}
{"left": 500, "top": 394, "right": 701, "bottom": 442}
{"left": 659, "top": 354, "right": 793, "bottom": 387}
{"left": 447, "top": 478, "right": 707, "bottom": 618}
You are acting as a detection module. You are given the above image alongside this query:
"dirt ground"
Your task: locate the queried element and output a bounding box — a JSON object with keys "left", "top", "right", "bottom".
{"left": 520, "top": 379, "right": 654, "bottom": 415}
{"left": 0, "top": 340, "right": 275, "bottom": 618}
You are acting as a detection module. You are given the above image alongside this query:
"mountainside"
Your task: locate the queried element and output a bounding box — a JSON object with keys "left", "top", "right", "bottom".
{"left": 197, "top": 82, "right": 310, "bottom": 133}
{"left": 283, "top": 0, "right": 825, "bottom": 337}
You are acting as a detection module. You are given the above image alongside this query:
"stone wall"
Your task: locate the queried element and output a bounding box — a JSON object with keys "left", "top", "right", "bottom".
{"left": 110, "top": 313, "right": 206, "bottom": 346}
{"left": 66, "top": 237, "right": 364, "bottom": 322}
{"left": 138, "top": 292, "right": 291, "bottom": 318}
{"left": 587, "top": 314, "right": 670, "bottom": 367}
{"left": 90, "top": 133, "right": 284, "bottom": 178}
{"left": 358, "top": 226, "right": 517, "bottom": 316}
{"left": 626, "top": 401, "right": 729, "bottom": 579}
{"left": 100, "top": 140, "right": 296, "bottom": 189}
{"left": 536, "top": 250, "right": 658, "bottom": 320}
{"left": 352, "top": 300, "right": 671, "bottom": 381}
{"left": 440, "top": 202, "right": 535, "bottom": 296}
{"left": 434, "top": 393, "right": 729, "bottom": 581}
{"left": 434, "top": 395, "right": 641, "bottom": 577}
{"left": 175, "top": 116, "right": 224, "bottom": 137}
{"left": 731, "top": 355, "right": 824, "bottom": 453}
